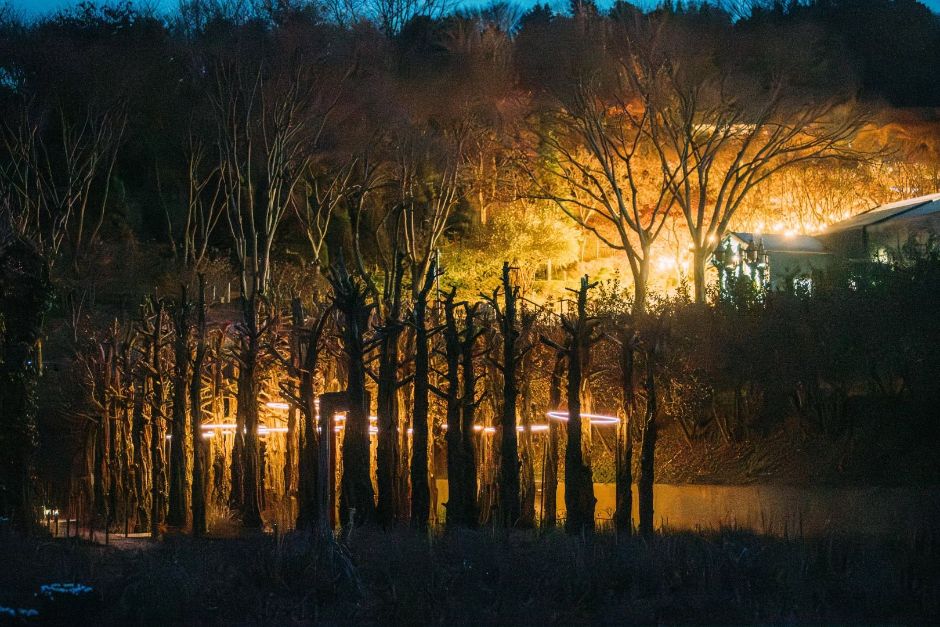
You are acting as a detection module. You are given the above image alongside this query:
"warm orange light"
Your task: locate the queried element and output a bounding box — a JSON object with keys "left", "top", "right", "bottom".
{"left": 546, "top": 410, "right": 619, "bottom": 426}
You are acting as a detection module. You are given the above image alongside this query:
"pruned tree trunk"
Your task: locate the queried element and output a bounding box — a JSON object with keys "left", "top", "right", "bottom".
{"left": 191, "top": 276, "right": 208, "bottom": 537}
{"left": 518, "top": 350, "right": 536, "bottom": 528}
{"left": 692, "top": 246, "right": 708, "bottom": 305}
{"left": 132, "top": 367, "right": 151, "bottom": 533}
{"left": 409, "top": 260, "right": 437, "bottom": 531}
{"left": 460, "top": 303, "right": 483, "bottom": 528}
{"left": 638, "top": 340, "right": 658, "bottom": 537}
{"left": 562, "top": 276, "right": 597, "bottom": 535}
{"left": 330, "top": 258, "right": 375, "bottom": 526}
{"left": 496, "top": 262, "right": 520, "bottom": 527}
{"left": 231, "top": 296, "right": 263, "bottom": 529}
{"left": 543, "top": 354, "right": 564, "bottom": 529}
{"left": 167, "top": 285, "right": 191, "bottom": 530}
{"left": 292, "top": 298, "right": 331, "bottom": 530}
{"left": 614, "top": 330, "right": 636, "bottom": 536}
{"left": 148, "top": 299, "right": 167, "bottom": 539}
{"left": 441, "top": 289, "right": 463, "bottom": 530}
{"left": 375, "top": 259, "right": 404, "bottom": 525}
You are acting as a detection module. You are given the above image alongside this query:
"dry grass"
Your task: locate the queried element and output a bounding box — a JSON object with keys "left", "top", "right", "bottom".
{"left": 0, "top": 523, "right": 937, "bottom": 624}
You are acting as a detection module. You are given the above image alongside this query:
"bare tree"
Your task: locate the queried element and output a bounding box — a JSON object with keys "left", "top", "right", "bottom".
{"left": 459, "top": 301, "right": 485, "bottom": 527}
{"left": 209, "top": 38, "right": 343, "bottom": 527}
{"left": 1, "top": 97, "right": 126, "bottom": 273}
{"left": 626, "top": 17, "right": 865, "bottom": 302}
{"left": 167, "top": 286, "right": 192, "bottom": 529}
{"left": 328, "top": 0, "right": 453, "bottom": 35}
{"left": 397, "top": 128, "right": 464, "bottom": 530}
{"left": 482, "top": 262, "right": 535, "bottom": 527}
{"left": 543, "top": 275, "right": 599, "bottom": 535}
{"left": 181, "top": 132, "right": 225, "bottom": 273}
{"left": 191, "top": 275, "right": 209, "bottom": 536}
{"left": 529, "top": 68, "right": 678, "bottom": 315}
{"left": 438, "top": 288, "right": 464, "bottom": 529}
{"left": 329, "top": 256, "right": 376, "bottom": 526}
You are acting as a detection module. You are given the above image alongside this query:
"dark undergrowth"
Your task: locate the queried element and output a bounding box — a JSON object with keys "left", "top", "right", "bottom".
{"left": 1, "top": 524, "right": 938, "bottom": 625}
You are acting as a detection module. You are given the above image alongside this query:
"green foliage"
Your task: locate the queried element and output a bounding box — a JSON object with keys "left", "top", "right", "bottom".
{"left": 441, "top": 203, "right": 580, "bottom": 295}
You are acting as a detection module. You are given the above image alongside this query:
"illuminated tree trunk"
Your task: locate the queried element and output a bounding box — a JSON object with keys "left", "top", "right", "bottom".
{"left": 441, "top": 289, "right": 463, "bottom": 530}
{"left": 132, "top": 369, "right": 151, "bottom": 532}
{"left": 614, "top": 331, "right": 635, "bottom": 536}
{"left": 116, "top": 335, "right": 136, "bottom": 533}
{"left": 543, "top": 355, "right": 564, "bottom": 528}
{"left": 638, "top": 344, "right": 658, "bottom": 537}
{"left": 410, "top": 272, "right": 433, "bottom": 531}
{"left": 232, "top": 296, "right": 263, "bottom": 528}
{"left": 692, "top": 246, "right": 709, "bottom": 304}
{"left": 518, "top": 350, "right": 536, "bottom": 528}
{"left": 563, "top": 276, "right": 596, "bottom": 535}
{"left": 497, "top": 262, "right": 520, "bottom": 527}
{"left": 331, "top": 259, "right": 375, "bottom": 526}
{"left": 148, "top": 300, "right": 167, "bottom": 539}
{"left": 93, "top": 377, "right": 110, "bottom": 531}
{"left": 167, "top": 286, "right": 191, "bottom": 530}
{"left": 375, "top": 259, "right": 404, "bottom": 525}
{"left": 293, "top": 299, "right": 330, "bottom": 530}
{"left": 191, "top": 276, "right": 208, "bottom": 537}
{"left": 460, "top": 303, "right": 482, "bottom": 527}
{"left": 634, "top": 249, "right": 651, "bottom": 315}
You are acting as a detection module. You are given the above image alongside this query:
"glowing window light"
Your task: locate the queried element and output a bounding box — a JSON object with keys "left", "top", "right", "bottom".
{"left": 546, "top": 410, "right": 619, "bottom": 426}
{"left": 265, "top": 401, "right": 290, "bottom": 410}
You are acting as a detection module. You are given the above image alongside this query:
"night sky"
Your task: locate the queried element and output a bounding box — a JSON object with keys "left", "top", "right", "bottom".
{"left": 7, "top": 0, "right": 939, "bottom": 20}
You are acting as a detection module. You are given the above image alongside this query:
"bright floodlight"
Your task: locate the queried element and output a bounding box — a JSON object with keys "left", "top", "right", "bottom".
{"left": 546, "top": 410, "right": 619, "bottom": 426}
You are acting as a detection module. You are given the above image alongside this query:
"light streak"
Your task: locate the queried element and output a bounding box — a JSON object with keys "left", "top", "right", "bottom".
{"left": 265, "top": 401, "right": 290, "bottom": 410}
{"left": 200, "top": 423, "right": 289, "bottom": 436}
{"left": 546, "top": 410, "right": 619, "bottom": 426}
{"left": 201, "top": 423, "right": 236, "bottom": 430}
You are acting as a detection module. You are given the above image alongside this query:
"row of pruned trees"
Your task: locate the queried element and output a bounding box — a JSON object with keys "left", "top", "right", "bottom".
{"left": 59, "top": 251, "right": 681, "bottom": 539}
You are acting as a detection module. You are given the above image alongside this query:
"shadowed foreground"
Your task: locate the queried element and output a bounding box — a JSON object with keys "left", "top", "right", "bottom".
{"left": 1, "top": 525, "right": 937, "bottom": 624}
